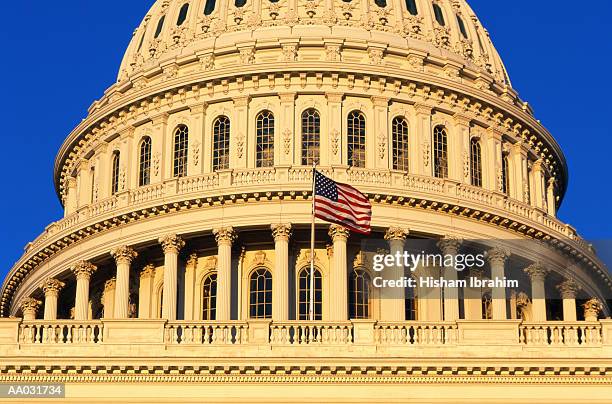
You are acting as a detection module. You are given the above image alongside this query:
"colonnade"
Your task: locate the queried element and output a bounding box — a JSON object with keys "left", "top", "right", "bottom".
{"left": 19, "top": 227, "right": 603, "bottom": 323}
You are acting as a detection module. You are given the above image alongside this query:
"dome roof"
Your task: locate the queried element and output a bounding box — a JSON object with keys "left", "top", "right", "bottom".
{"left": 119, "top": 0, "right": 511, "bottom": 86}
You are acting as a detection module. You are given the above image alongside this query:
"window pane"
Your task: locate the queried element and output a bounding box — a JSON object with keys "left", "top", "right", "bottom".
{"left": 111, "top": 152, "right": 120, "bottom": 195}
{"left": 298, "top": 268, "right": 322, "bottom": 320}
{"left": 204, "top": 0, "right": 216, "bottom": 15}
{"left": 250, "top": 269, "right": 272, "bottom": 319}
{"left": 433, "top": 126, "right": 448, "bottom": 178}
{"left": 213, "top": 116, "right": 230, "bottom": 171}
{"left": 392, "top": 117, "right": 409, "bottom": 171}
{"left": 173, "top": 125, "right": 189, "bottom": 178}
{"left": 348, "top": 111, "right": 366, "bottom": 168}
{"left": 349, "top": 269, "right": 371, "bottom": 319}
{"left": 406, "top": 0, "right": 418, "bottom": 15}
{"left": 154, "top": 16, "right": 165, "bottom": 38}
{"left": 433, "top": 4, "right": 445, "bottom": 26}
{"left": 202, "top": 274, "right": 217, "bottom": 320}
{"left": 256, "top": 111, "right": 275, "bottom": 168}
{"left": 457, "top": 15, "right": 468, "bottom": 39}
{"left": 139, "top": 137, "right": 152, "bottom": 186}
{"left": 177, "top": 3, "right": 189, "bottom": 26}
{"left": 470, "top": 139, "right": 482, "bottom": 187}
{"left": 301, "top": 109, "right": 320, "bottom": 166}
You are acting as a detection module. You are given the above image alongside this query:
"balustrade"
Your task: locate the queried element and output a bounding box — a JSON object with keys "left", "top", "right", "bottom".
{"left": 375, "top": 322, "right": 458, "bottom": 345}
{"left": 19, "top": 321, "right": 103, "bottom": 345}
{"left": 269, "top": 322, "right": 354, "bottom": 345}
{"left": 164, "top": 321, "right": 249, "bottom": 345}
{"left": 519, "top": 322, "right": 603, "bottom": 346}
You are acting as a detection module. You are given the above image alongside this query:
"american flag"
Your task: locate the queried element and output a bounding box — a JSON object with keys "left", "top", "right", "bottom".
{"left": 313, "top": 170, "right": 372, "bottom": 234}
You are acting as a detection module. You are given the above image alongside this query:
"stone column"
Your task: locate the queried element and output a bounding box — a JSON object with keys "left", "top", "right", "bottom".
{"left": 452, "top": 114, "right": 471, "bottom": 183}
{"left": 64, "top": 177, "right": 78, "bottom": 217}
{"left": 183, "top": 254, "right": 198, "bottom": 321}
{"left": 484, "top": 127, "right": 503, "bottom": 192}
{"left": 138, "top": 265, "right": 155, "bottom": 319}
{"left": 326, "top": 93, "right": 343, "bottom": 166}
{"left": 488, "top": 248, "right": 509, "bottom": 320}
{"left": 111, "top": 246, "right": 138, "bottom": 319}
{"left": 557, "top": 279, "right": 579, "bottom": 322}
{"left": 213, "top": 227, "right": 237, "bottom": 321}
{"left": 371, "top": 96, "right": 389, "bottom": 169}
{"left": 231, "top": 96, "right": 250, "bottom": 169}
{"left": 21, "top": 298, "right": 42, "bottom": 321}
{"left": 279, "top": 93, "right": 297, "bottom": 166}
{"left": 546, "top": 178, "right": 557, "bottom": 217}
{"left": 524, "top": 263, "right": 549, "bottom": 322}
{"left": 70, "top": 261, "right": 97, "bottom": 321}
{"left": 438, "top": 237, "right": 462, "bottom": 321}
{"left": 159, "top": 234, "right": 185, "bottom": 321}
{"left": 464, "top": 268, "right": 484, "bottom": 320}
{"left": 271, "top": 224, "right": 292, "bottom": 321}
{"left": 412, "top": 104, "right": 432, "bottom": 176}
{"left": 382, "top": 227, "right": 409, "bottom": 321}
{"left": 532, "top": 159, "right": 546, "bottom": 210}
{"left": 329, "top": 225, "right": 350, "bottom": 321}
{"left": 102, "top": 278, "right": 116, "bottom": 319}
{"left": 40, "top": 279, "right": 65, "bottom": 321}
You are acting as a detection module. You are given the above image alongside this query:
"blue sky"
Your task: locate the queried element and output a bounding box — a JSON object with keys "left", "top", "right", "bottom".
{"left": 0, "top": 1, "right": 610, "bottom": 279}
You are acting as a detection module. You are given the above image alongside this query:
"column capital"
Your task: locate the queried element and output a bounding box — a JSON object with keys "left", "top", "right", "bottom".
{"left": 187, "top": 253, "right": 199, "bottom": 269}
{"left": 213, "top": 227, "right": 237, "bottom": 246}
{"left": 524, "top": 263, "right": 549, "bottom": 282}
{"left": 159, "top": 234, "right": 186, "bottom": 254}
{"left": 487, "top": 247, "right": 510, "bottom": 265}
{"left": 104, "top": 278, "right": 117, "bottom": 291}
{"left": 271, "top": 224, "right": 292, "bottom": 242}
{"left": 20, "top": 297, "right": 42, "bottom": 314}
{"left": 437, "top": 237, "right": 463, "bottom": 255}
{"left": 232, "top": 95, "right": 251, "bottom": 107}
{"left": 140, "top": 264, "right": 156, "bottom": 279}
{"left": 412, "top": 103, "right": 432, "bottom": 115}
{"left": 384, "top": 227, "right": 409, "bottom": 242}
{"left": 279, "top": 92, "right": 297, "bottom": 103}
{"left": 70, "top": 261, "right": 98, "bottom": 281}
{"left": 40, "top": 278, "right": 65, "bottom": 297}
{"left": 329, "top": 224, "right": 350, "bottom": 242}
{"left": 453, "top": 113, "right": 472, "bottom": 127}
{"left": 325, "top": 92, "right": 344, "bottom": 103}
{"left": 583, "top": 298, "right": 604, "bottom": 320}
{"left": 111, "top": 246, "right": 138, "bottom": 265}
{"left": 557, "top": 278, "right": 579, "bottom": 299}
{"left": 370, "top": 96, "right": 390, "bottom": 107}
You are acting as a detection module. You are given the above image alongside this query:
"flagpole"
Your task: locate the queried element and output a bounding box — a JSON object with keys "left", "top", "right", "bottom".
{"left": 309, "top": 162, "right": 316, "bottom": 322}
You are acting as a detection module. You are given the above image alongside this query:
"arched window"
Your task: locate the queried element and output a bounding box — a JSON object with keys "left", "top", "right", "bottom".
{"left": 298, "top": 268, "right": 322, "bottom": 320}
{"left": 173, "top": 125, "right": 189, "bottom": 178}
{"left": 177, "top": 3, "right": 189, "bottom": 26}
{"left": 137, "top": 31, "right": 146, "bottom": 52}
{"left": 213, "top": 116, "right": 230, "bottom": 171}
{"left": 202, "top": 274, "right": 217, "bottom": 320}
{"left": 470, "top": 138, "right": 482, "bottom": 187}
{"left": 374, "top": 0, "right": 387, "bottom": 7}
{"left": 432, "top": 3, "right": 445, "bottom": 26}
{"left": 349, "top": 268, "right": 371, "bottom": 319}
{"left": 111, "top": 151, "right": 120, "bottom": 195}
{"left": 347, "top": 110, "right": 366, "bottom": 168}
{"left": 457, "top": 15, "right": 468, "bottom": 39}
{"left": 433, "top": 126, "right": 448, "bottom": 179}
{"left": 301, "top": 109, "right": 320, "bottom": 166}
{"left": 256, "top": 110, "right": 274, "bottom": 168}
{"left": 203, "top": 0, "right": 216, "bottom": 15}
{"left": 392, "top": 117, "right": 409, "bottom": 171}
{"left": 405, "top": 0, "right": 418, "bottom": 15}
{"left": 249, "top": 268, "right": 272, "bottom": 319}
{"left": 235, "top": 0, "right": 247, "bottom": 7}
{"left": 139, "top": 137, "right": 152, "bottom": 187}
{"left": 154, "top": 15, "right": 165, "bottom": 38}
{"left": 501, "top": 154, "right": 510, "bottom": 194}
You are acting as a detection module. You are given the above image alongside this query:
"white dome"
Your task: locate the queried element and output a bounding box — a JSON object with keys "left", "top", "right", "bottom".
{"left": 119, "top": 0, "right": 511, "bottom": 86}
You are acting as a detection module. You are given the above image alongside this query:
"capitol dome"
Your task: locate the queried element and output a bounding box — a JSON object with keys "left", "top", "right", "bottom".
{"left": 1, "top": 1, "right": 611, "bottom": 400}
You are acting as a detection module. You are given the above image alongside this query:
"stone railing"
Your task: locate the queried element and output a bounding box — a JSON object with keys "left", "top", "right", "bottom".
{"left": 18, "top": 321, "right": 104, "bottom": 345}
{"left": 2, "top": 319, "right": 609, "bottom": 350}
{"left": 519, "top": 322, "right": 603, "bottom": 346}
{"left": 19, "top": 166, "right": 597, "bottom": 270}
{"left": 165, "top": 321, "right": 249, "bottom": 345}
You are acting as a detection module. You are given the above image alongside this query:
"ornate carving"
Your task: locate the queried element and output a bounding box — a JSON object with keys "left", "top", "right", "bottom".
{"left": 384, "top": 227, "right": 409, "bottom": 242}
{"left": 422, "top": 141, "right": 431, "bottom": 167}
{"left": 487, "top": 247, "right": 510, "bottom": 265}
{"left": 523, "top": 263, "right": 549, "bottom": 282}
{"left": 20, "top": 298, "right": 42, "bottom": 316}
{"left": 140, "top": 264, "right": 156, "bottom": 278}
{"left": 111, "top": 246, "right": 138, "bottom": 265}
{"left": 252, "top": 251, "right": 268, "bottom": 266}
{"left": 583, "top": 298, "right": 604, "bottom": 321}
{"left": 236, "top": 132, "right": 245, "bottom": 159}
{"left": 187, "top": 253, "right": 198, "bottom": 268}
{"left": 437, "top": 237, "right": 463, "bottom": 255}
{"left": 213, "top": 227, "right": 237, "bottom": 246}
{"left": 353, "top": 251, "right": 369, "bottom": 268}
{"left": 281, "top": 44, "right": 298, "bottom": 62}
{"left": 271, "top": 224, "right": 292, "bottom": 242}
{"left": 199, "top": 53, "right": 215, "bottom": 71}
{"left": 557, "top": 278, "right": 579, "bottom": 300}
{"left": 239, "top": 47, "right": 255, "bottom": 65}
{"left": 331, "top": 129, "right": 340, "bottom": 156}
{"left": 462, "top": 151, "right": 470, "bottom": 179}
{"left": 377, "top": 132, "right": 387, "bottom": 160}
{"left": 283, "top": 128, "right": 292, "bottom": 155}
{"left": 368, "top": 48, "right": 385, "bottom": 65}
{"left": 325, "top": 44, "right": 341, "bottom": 62}
{"left": 40, "top": 278, "right": 65, "bottom": 296}
{"left": 329, "top": 224, "right": 350, "bottom": 242}
{"left": 192, "top": 140, "right": 201, "bottom": 166}
{"left": 158, "top": 234, "right": 185, "bottom": 255}
{"left": 70, "top": 261, "right": 98, "bottom": 280}
{"left": 204, "top": 256, "right": 218, "bottom": 270}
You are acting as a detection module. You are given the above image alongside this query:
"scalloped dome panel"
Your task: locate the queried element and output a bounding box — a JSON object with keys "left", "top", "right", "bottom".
{"left": 118, "top": 0, "right": 511, "bottom": 86}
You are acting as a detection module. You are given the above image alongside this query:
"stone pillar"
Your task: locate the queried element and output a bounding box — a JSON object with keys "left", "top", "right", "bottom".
{"left": 532, "top": 159, "right": 546, "bottom": 210}
{"left": 546, "top": 177, "right": 557, "bottom": 217}
{"left": 557, "top": 279, "right": 579, "bottom": 322}
{"left": 510, "top": 141, "right": 529, "bottom": 203}
{"left": 111, "top": 246, "right": 138, "bottom": 319}
{"left": 102, "top": 278, "right": 116, "bottom": 319}
{"left": 484, "top": 127, "right": 503, "bottom": 192}
{"left": 524, "top": 263, "right": 549, "bottom": 322}
{"left": 452, "top": 114, "right": 471, "bottom": 183}
{"left": 184, "top": 254, "right": 198, "bottom": 321}
{"left": 64, "top": 177, "right": 78, "bottom": 217}
{"left": 371, "top": 96, "right": 389, "bottom": 169}
{"left": 464, "top": 268, "right": 484, "bottom": 320}
{"left": 40, "top": 279, "right": 65, "bottom": 321}
{"left": 213, "top": 227, "right": 237, "bottom": 321}
{"left": 329, "top": 225, "right": 350, "bottom": 321}
{"left": 438, "top": 237, "right": 462, "bottom": 321}
{"left": 159, "top": 234, "right": 185, "bottom": 321}
{"left": 20, "top": 298, "right": 42, "bottom": 321}
{"left": 382, "top": 227, "right": 409, "bottom": 321}
{"left": 325, "top": 93, "right": 343, "bottom": 166}
{"left": 70, "top": 261, "right": 97, "bottom": 321}
{"left": 271, "top": 224, "right": 292, "bottom": 321}
{"left": 583, "top": 298, "right": 604, "bottom": 322}
{"left": 488, "top": 248, "right": 509, "bottom": 320}
{"left": 231, "top": 96, "right": 250, "bottom": 169}
{"left": 138, "top": 265, "right": 156, "bottom": 319}
{"left": 412, "top": 104, "right": 432, "bottom": 176}
{"left": 279, "top": 93, "right": 297, "bottom": 166}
